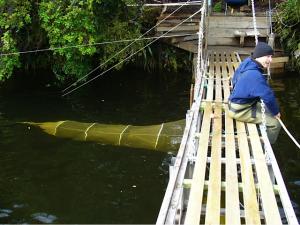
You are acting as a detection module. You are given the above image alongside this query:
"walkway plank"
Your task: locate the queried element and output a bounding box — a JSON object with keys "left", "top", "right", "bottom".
{"left": 236, "top": 121, "right": 261, "bottom": 224}
{"left": 225, "top": 107, "right": 241, "bottom": 225}
{"left": 205, "top": 103, "right": 222, "bottom": 224}
{"left": 227, "top": 52, "right": 235, "bottom": 76}
{"left": 230, "top": 52, "right": 240, "bottom": 71}
{"left": 214, "top": 53, "right": 222, "bottom": 102}
{"left": 184, "top": 103, "right": 212, "bottom": 225}
{"left": 218, "top": 52, "right": 240, "bottom": 224}
{"left": 207, "top": 52, "right": 215, "bottom": 101}
{"left": 221, "top": 52, "right": 230, "bottom": 100}
{"left": 247, "top": 123, "right": 282, "bottom": 224}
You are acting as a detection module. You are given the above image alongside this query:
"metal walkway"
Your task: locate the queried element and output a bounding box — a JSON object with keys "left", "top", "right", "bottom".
{"left": 156, "top": 51, "right": 298, "bottom": 224}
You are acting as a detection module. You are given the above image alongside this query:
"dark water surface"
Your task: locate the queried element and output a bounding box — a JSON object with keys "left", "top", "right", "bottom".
{"left": 0, "top": 68, "right": 299, "bottom": 223}
{"left": 0, "top": 69, "right": 190, "bottom": 224}
{"left": 270, "top": 74, "right": 300, "bottom": 221}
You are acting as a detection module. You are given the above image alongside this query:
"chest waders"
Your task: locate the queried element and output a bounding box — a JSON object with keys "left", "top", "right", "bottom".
{"left": 228, "top": 101, "right": 281, "bottom": 144}
{"left": 228, "top": 100, "right": 260, "bottom": 124}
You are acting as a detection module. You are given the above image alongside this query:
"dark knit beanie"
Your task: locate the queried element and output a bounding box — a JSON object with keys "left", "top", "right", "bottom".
{"left": 252, "top": 42, "right": 274, "bottom": 58}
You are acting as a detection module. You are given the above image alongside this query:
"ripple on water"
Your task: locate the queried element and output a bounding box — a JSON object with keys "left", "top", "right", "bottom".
{"left": 0, "top": 213, "right": 9, "bottom": 218}
{"left": 13, "top": 203, "right": 26, "bottom": 209}
{"left": 293, "top": 180, "right": 300, "bottom": 186}
{"left": 0, "top": 208, "right": 13, "bottom": 218}
{"left": 31, "top": 212, "right": 57, "bottom": 223}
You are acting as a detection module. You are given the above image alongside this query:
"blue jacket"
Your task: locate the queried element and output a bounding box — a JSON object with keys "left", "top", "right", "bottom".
{"left": 228, "top": 57, "right": 279, "bottom": 116}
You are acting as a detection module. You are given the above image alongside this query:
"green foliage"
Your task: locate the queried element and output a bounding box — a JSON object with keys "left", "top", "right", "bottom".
{"left": 0, "top": 31, "right": 21, "bottom": 80}
{"left": 0, "top": 0, "right": 31, "bottom": 81}
{"left": 0, "top": 0, "right": 188, "bottom": 84}
{"left": 38, "top": 0, "right": 98, "bottom": 80}
{"left": 135, "top": 42, "right": 192, "bottom": 74}
{"left": 140, "top": 7, "right": 161, "bottom": 30}
{"left": 38, "top": 0, "right": 142, "bottom": 81}
{"left": 213, "top": 1, "right": 222, "bottom": 13}
{"left": 274, "top": 0, "right": 300, "bottom": 71}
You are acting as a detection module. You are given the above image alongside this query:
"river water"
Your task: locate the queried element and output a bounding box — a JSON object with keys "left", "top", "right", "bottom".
{"left": 0, "top": 68, "right": 299, "bottom": 223}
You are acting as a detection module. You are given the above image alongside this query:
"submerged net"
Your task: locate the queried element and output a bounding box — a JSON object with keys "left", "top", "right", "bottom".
{"left": 29, "top": 120, "right": 186, "bottom": 152}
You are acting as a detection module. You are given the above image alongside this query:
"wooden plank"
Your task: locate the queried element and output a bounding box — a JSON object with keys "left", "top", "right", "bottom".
{"left": 209, "top": 16, "right": 268, "bottom": 23}
{"left": 236, "top": 121, "right": 261, "bottom": 224}
{"left": 158, "top": 14, "right": 201, "bottom": 20}
{"left": 207, "top": 37, "right": 258, "bottom": 47}
{"left": 158, "top": 21, "right": 198, "bottom": 26}
{"left": 170, "top": 34, "right": 198, "bottom": 44}
{"left": 176, "top": 42, "right": 198, "bottom": 53}
{"left": 208, "top": 46, "right": 253, "bottom": 56}
{"left": 184, "top": 103, "right": 212, "bottom": 225}
{"left": 208, "top": 28, "right": 268, "bottom": 38}
{"left": 221, "top": 52, "right": 230, "bottom": 100}
{"left": 226, "top": 52, "right": 235, "bottom": 78}
{"left": 207, "top": 37, "right": 240, "bottom": 46}
{"left": 208, "top": 16, "right": 268, "bottom": 29}
{"left": 205, "top": 103, "right": 222, "bottom": 224}
{"left": 183, "top": 179, "right": 280, "bottom": 194}
{"left": 247, "top": 124, "right": 282, "bottom": 224}
{"left": 214, "top": 52, "right": 222, "bottom": 102}
{"left": 206, "top": 52, "right": 215, "bottom": 101}
{"left": 156, "top": 25, "right": 199, "bottom": 32}
{"left": 221, "top": 52, "right": 241, "bottom": 224}
{"left": 225, "top": 106, "right": 241, "bottom": 225}
{"left": 270, "top": 62, "right": 285, "bottom": 69}
{"left": 271, "top": 56, "right": 289, "bottom": 63}
{"left": 157, "top": 19, "right": 199, "bottom": 24}
{"left": 230, "top": 52, "right": 240, "bottom": 71}
{"left": 212, "top": 12, "right": 269, "bottom": 17}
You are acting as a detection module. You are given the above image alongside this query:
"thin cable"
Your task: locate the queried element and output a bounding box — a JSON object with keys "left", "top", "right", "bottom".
{"left": 277, "top": 117, "right": 300, "bottom": 149}
{"left": 0, "top": 33, "right": 196, "bottom": 57}
{"left": 268, "top": 0, "right": 273, "bottom": 34}
{"left": 62, "top": 0, "right": 192, "bottom": 93}
{"left": 251, "top": 0, "right": 258, "bottom": 45}
{"left": 62, "top": 8, "right": 202, "bottom": 97}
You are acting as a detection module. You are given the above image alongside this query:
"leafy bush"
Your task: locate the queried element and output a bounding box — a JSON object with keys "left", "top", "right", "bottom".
{"left": 274, "top": 0, "right": 300, "bottom": 71}
{"left": 0, "top": 0, "right": 31, "bottom": 81}
{"left": 213, "top": 1, "right": 222, "bottom": 13}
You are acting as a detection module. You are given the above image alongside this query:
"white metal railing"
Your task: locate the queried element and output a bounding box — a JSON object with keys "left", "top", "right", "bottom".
{"left": 156, "top": 0, "right": 208, "bottom": 224}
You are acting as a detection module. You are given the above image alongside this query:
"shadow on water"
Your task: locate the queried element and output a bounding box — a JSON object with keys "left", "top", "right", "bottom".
{"left": 1, "top": 67, "right": 300, "bottom": 223}
{"left": 0, "top": 67, "right": 190, "bottom": 224}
